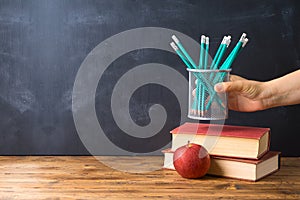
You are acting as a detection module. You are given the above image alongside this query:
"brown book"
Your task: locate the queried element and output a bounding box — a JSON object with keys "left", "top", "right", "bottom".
{"left": 171, "top": 123, "right": 270, "bottom": 159}
{"left": 162, "top": 148, "right": 280, "bottom": 181}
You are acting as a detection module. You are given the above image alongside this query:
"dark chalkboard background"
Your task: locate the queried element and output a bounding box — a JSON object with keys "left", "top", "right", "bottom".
{"left": 0, "top": 0, "right": 299, "bottom": 156}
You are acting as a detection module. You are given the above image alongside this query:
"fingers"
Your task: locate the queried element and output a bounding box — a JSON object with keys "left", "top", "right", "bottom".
{"left": 215, "top": 75, "right": 249, "bottom": 93}
{"left": 214, "top": 83, "right": 225, "bottom": 92}
{"left": 214, "top": 81, "right": 246, "bottom": 93}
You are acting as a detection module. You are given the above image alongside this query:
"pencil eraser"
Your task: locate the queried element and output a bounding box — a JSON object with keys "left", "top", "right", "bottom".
{"left": 240, "top": 33, "right": 247, "bottom": 41}
{"left": 221, "top": 36, "right": 227, "bottom": 44}
{"left": 225, "top": 38, "right": 231, "bottom": 47}
{"left": 205, "top": 37, "right": 209, "bottom": 44}
{"left": 170, "top": 42, "right": 178, "bottom": 51}
{"left": 201, "top": 35, "right": 206, "bottom": 43}
{"left": 223, "top": 36, "right": 230, "bottom": 47}
{"left": 172, "top": 35, "right": 179, "bottom": 44}
{"left": 242, "top": 38, "right": 249, "bottom": 47}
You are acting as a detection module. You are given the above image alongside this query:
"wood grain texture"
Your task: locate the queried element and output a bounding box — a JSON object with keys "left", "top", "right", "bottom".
{"left": 0, "top": 156, "right": 299, "bottom": 200}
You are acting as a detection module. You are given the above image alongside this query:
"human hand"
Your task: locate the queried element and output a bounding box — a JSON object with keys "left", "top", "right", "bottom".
{"left": 214, "top": 75, "right": 273, "bottom": 112}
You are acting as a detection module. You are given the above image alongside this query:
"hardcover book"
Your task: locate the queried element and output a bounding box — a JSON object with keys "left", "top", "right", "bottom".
{"left": 171, "top": 123, "right": 270, "bottom": 159}
{"left": 162, "top": 148, "right": 280, "bottom": 181}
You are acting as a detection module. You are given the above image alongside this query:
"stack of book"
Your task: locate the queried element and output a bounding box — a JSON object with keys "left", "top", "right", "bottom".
{"left": 162, "top": 122, "right": 280, "bottom": 181}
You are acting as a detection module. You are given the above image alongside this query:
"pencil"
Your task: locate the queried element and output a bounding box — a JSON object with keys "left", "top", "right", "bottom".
{"left": 213, "top": 36, "right": 231, "bottom": 70}
{"left": 211, "top": 36, "right": 226, "bottom": 69}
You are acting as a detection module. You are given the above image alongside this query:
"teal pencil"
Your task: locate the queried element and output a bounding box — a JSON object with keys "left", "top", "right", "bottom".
{"left": 199, "top": 35, "right": 206, "bottom": 115}
{"left": 198, "top": 35, "right": 206, "bottom": 114}
{"left": 172, "top": 35, "right": 198, "bottom": 69}
{"left": 199, "top": 35, "right": 206, "bottom": 68}
{"left": 196, "top": 36, "right": 205, "bottom": 113}
{"left": 200, "top": 36, "right": 209, "bottom": 115}
{"left": 170, "top": 42, "right": 193, "bottom": 69}
{"left": 209, "top": 36, "right": 231, "bottom": 92}
{"left": 213, "top": 36, "right": 231, "bottom": 70}
{"left": 211, "top": 36, "right": 226, "bottom": 69}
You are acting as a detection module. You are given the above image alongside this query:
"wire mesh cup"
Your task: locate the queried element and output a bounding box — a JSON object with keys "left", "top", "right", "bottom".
{"left": 187, "top": 69, "right": 231, "bottom": 120}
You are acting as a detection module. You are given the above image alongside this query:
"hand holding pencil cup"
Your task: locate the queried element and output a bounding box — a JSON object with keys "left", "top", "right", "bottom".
{"left": 170, "top": 33, "right": 249, "bottom": 120}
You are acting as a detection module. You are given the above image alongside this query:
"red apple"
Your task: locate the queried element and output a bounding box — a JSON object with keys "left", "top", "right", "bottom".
{"left": 173, "top": 142, "right": 210, "bottom": 179}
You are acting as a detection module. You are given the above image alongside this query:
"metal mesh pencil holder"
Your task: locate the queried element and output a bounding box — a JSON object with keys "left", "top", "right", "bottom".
{"left": 187, "top": 69, "right": 231, "bottom": 120}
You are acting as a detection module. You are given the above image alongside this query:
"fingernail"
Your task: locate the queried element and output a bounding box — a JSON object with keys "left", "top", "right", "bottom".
{"left": 215, "top": 83, "right": 224, "bottom": 92}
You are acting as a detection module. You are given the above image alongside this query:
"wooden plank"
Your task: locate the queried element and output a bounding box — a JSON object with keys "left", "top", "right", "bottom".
{"left": 0, "top": 156, "right": 299, "bottom": 200}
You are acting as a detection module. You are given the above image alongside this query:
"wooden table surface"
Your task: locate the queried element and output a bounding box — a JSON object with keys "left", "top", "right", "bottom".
{"left": 0, "top": 156, "right": 299, "bottom": 200}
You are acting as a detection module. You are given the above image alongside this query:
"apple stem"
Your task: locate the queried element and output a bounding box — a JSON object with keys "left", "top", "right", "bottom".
{"left": 187, "top": 140, "right": 190, "bottom": 147}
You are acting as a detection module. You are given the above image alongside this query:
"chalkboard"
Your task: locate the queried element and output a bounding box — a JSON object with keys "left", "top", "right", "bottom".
{"left": 0, "top": 0, "right": 299, "bottom": 156}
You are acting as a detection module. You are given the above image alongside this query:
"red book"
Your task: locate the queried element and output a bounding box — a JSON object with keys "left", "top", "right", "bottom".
{"left": 162, "top": 148, "right": 280, "bottom": 181}
{"left": 170, "top": 123, "right": 270, "bottom": 159}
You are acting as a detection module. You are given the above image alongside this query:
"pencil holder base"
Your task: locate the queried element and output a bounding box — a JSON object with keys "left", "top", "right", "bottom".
{"left": 187, "top": 115, "right": 228, "bottom": 121}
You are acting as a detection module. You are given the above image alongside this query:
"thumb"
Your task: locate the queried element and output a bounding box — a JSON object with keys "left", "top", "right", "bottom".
{"left": 214, "top": 81, "right": 246, "bottom": 93}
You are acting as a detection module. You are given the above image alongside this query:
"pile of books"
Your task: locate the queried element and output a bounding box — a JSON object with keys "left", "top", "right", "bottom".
{"left": 162, "top": 122, "right": 280, "bottom": 181}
